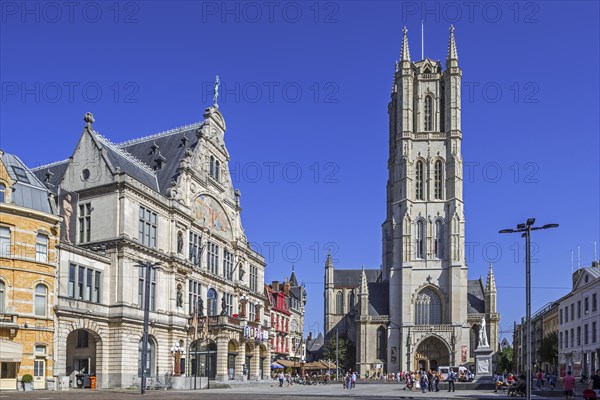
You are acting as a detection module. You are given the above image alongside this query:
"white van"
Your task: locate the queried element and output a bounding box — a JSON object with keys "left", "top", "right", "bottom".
{"left": 438, "top": 366, "right": 474, "bottom": 382}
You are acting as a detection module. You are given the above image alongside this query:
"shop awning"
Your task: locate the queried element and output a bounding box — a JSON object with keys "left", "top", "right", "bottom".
{"left": 0, "top": 340, "right": 22, "bottom": 362}
{"left": 275, "top": 359, "right": 297, "bottom": 368}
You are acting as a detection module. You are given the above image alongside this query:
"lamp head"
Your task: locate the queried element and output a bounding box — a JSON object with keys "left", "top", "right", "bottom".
{"left": 517, "top": 223, "right": 526, "bottom": 230}
{"left": 526, "top": 218, "right": 535, "bottom": 226}
{"left": 543, "top": 223, "right": 559, "bottom": 229}
{"left": 499, "top": 229, "right": 514, "bottom": 234}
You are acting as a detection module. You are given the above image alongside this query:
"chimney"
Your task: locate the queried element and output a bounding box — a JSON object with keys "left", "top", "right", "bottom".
{"left": 283, "top": 279, "right": 290, "bottom": 295}
{"left": 272, "top": 281, "right": 280, "bottom": 292}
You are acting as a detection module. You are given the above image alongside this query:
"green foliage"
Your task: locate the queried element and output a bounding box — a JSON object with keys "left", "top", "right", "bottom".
{"left": 497, "top": 346, "right": 513, "bottom": 373}
{"left": 21, "top": 374, "right": 33, "bottom": 383}
{"left": 322, "top": 332, "right": 355, "bottom": 371}
{"left": 540, "top": 332, "right": 558, "bottom": 364}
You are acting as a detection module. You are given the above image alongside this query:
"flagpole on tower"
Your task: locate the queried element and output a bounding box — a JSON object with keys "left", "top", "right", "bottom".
{"left": 421, "top": 20, "right": 424, "bottom": 60}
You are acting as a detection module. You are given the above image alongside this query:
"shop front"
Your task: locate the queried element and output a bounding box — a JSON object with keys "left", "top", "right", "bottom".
{"left": 0, "top": 340, "right": 22, "bottom": 390}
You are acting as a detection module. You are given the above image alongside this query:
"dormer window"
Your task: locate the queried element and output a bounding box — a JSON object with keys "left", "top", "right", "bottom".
{"left": 209, "top": 155, "right": 220, "bottom": 181}
{"left": 0, "top": 183, "right": 5, "bottom": 203}
{"left": 424, "top": 95, "right": 433, "bottom": 131}
{"left": 12, "top": 166, "right": 30, "bottom": 184}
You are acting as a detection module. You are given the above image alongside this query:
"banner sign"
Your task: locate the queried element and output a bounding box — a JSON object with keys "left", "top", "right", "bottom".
{"left": 244, "top": 324, "right": 268, "bottom": 342}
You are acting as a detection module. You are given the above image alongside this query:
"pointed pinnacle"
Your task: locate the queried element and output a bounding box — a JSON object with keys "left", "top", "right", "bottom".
{"left": 401, "top": 26, "right": 411, "bottom": 62}
{"left": 447, "top": 24, "right": 458, "bottom": 61}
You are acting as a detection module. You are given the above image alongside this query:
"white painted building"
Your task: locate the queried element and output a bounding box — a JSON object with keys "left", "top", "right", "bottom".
{"left": 558, "top": 261, "right": 600, "bottom": 378}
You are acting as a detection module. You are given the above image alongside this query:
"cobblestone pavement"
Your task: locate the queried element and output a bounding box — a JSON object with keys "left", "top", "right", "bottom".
{"left": 0, "top": 382, "right": 579, "bottom": 400}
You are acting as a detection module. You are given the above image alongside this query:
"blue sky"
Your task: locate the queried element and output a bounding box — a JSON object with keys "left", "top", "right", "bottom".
{"left": 1, "top": 1, "right": 599, "bottom": 342}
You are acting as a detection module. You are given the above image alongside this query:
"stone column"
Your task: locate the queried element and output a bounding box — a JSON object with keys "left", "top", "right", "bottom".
{"left": 215, "top": 335, "right": 229, "bottom": 382}
{"left": 235, "top": 341, "right": 246, "bottom": 381}
{"left": 250, "top": 343, "right": 260, "bottom": 380}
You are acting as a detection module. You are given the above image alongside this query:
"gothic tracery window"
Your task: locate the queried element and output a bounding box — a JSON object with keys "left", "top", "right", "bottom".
{"left": 416, "top": 220, "right": 425, "bottom": 259}
{"left": 376, "top": 326, "right": 387, "bottom": 361}
{"left": 424, "top": 95, "right": 432, "bottom": 131}
{"left": 415, "top": 288, "right": 442, "bottom": 325}
{"left": 335, "top": 291, "right": 344, "bottom": 314}
{"left": 434, "top": 160, "right": 443, "bottom": 200}
{"left": 434, "top": 220, "right": 443, "bottom": 259}
{"left": 415, "top": 161, "right": 424, "bottom": 200}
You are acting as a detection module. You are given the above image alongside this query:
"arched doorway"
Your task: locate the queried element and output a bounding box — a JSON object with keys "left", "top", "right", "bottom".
{"left": 138, "top": 336, "right": 157, "bottom": 378}
{"left": 66, "top": 329, "right": 102, "bottom": 387}
{"left": 190, "top": 341, "right": 217, "bottom": 380}
{"left": 414, "top": 336, "right": 450, "bottom": 372}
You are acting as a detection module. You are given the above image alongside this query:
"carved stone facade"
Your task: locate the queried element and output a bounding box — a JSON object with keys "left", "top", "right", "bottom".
{"left": 32, "top": 105, "right": 270, "bottom": 388}
{"left": 324, "top": 27, "right": 499, "bottom": 375}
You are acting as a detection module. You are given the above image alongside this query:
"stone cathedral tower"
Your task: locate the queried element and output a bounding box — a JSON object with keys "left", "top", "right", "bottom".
{"left": 383, "top": 25, "right": 469, "bottom": 373}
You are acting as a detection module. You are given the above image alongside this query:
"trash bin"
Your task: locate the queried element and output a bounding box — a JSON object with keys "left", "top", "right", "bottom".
{"left": 90, "top": 376, "right": 96, "bottom": 390}
{"left": 75, "top": 374, "right": 84, "bottom": 388}
{"left": 83, "top": 375, "right": 91, "bottom": 388}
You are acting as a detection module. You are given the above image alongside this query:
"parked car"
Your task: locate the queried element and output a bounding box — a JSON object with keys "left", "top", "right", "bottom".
{"left": 438, "top": 366, "right": 474, "bottom": 382}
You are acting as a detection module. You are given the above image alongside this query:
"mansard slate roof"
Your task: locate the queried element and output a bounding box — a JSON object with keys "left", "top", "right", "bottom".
{"left": 368, "top": 282, "right": 389, "bottom": 316}
{"left": 306, "top": 332, "right": 324, "bottom": 352}
{"left": 467, "top": 279, "right": 486, "bottom": 314}
{"left": 1, "top": 151, "right": 52, "bottom": 213}
{"left": 33, "top": 123, "right": 204, "bottom": 196}
{"left": 333, "top": 269, "right": 381, "bottom": 287}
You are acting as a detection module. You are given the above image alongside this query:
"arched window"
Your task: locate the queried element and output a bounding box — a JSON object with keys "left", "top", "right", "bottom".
{"left": 424, "top": 95, "right": 432, "bottom": 131}
{"left": 335, "top": 291, "right": 344, "bottom": 314}
{"left": 207, "top": 288, "right": 218, "bottom": 316}
{"left": 434, "top": 220, "right": 443, "bottom": 259}
{"left": 434, "top": 160, "right": 443, "bottom": 200}
{"left": 414, "top": 288, "right": 442, "bottom": 325}
{"left": 215, "top": 160, "right": 220, "bottom": 181}
{"left": 209, "top": 156, "right": 215, "bottom": 178}
{"left": 415, "top": 161, "right": 424, "bottom": 200}
{"left": 348, "top": 291, "right": 355, "bottom": 310}
{"left": 416, "top": 220, "right": 425, "bottom": 259}
{"left": 0, "top": 280, "right": 5, "bottom": 313}
{"left": 138, "top": 337, "right": 156, "bottom": 377}
{"left": 0, "top": 183, "right": 5, "bottom": 203}
{"left": 376, "top": 326, "right": 387, "bottom": 361}
{"left": 34, "top": 284, "right": 47, "bottom": 316}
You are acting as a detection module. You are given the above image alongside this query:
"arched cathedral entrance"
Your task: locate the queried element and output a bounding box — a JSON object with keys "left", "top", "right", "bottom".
{"left": 414, "top": 336, "right": 449, "bottom": 371}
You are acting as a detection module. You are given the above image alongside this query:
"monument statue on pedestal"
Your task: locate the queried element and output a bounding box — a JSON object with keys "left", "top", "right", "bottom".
{"left": 478, "top": 315, "right": 489, "bottom": 348}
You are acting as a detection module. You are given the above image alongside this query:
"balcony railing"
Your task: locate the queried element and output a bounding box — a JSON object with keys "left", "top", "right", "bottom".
{"left": 0, "top": 312, "right": 19, "bottom": 328}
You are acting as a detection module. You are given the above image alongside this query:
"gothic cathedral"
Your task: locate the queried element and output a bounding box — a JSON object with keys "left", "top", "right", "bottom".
{"left": 324, "top": 26, "right": 499, "bottom": 374}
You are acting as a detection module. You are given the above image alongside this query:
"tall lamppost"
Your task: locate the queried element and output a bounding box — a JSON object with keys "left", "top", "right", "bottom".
{"left": 136, "top": 260, "right": 161, "bottom": 395}
{"left": 500, "top": 218, "right": 558, "bottom": 400}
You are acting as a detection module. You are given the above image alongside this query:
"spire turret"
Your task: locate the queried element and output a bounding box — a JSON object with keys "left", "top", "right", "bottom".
{"left": 486, "top": 263, "right": 497, "bottom": 293}
{"left": 360, "top": 266, "right": 368, "bottom": 295}
{"left": 325, "top": 251, "right": 333, "bottom": 268}
{"left": 446, "top": 25, "right": 458, "bottom": 67}
{"left": 400, "top": 26, "right": 411, "bottom": 63}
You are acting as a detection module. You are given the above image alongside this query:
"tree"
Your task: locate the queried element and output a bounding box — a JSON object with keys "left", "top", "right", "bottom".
{"left": 322, "top": 332, "right": 355, "bottom": 371}
{"left": 540, "top": 332, "right": 558, "bottom": 366}
{"left": 498, "top": 346, "right": 513, "bottom": 373}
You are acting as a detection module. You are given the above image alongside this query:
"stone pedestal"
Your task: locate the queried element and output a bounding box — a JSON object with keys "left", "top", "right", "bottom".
{"left": 474, "top": 346, "right": 494, "bottom": 382}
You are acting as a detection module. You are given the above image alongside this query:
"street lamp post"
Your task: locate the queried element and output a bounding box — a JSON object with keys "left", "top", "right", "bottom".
{"left": 500, "top": 218, "right": 558, "bottom": 400}
{"left": 136, "top": 261, "right": 161, "bottom": 395}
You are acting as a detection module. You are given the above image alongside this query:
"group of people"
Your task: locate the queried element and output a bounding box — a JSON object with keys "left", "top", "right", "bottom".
{"left": 401, "top": 370, "right": 454, "bottom": 393}
{"left": 343, "top": 371, "right": 357, "bottom": 389}
{"left": 493, "top": 369, "right": 600, "bottom": 400}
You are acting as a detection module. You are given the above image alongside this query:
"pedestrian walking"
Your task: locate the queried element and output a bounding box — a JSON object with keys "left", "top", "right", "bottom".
{"left": 278, "top": 371, "right": 284, "bottom": 387}
{"left": 563, "top": 370, "right": 575, "bottom": 400}
{"left": 447, "top": 369, "right": 456, "bottom": 392}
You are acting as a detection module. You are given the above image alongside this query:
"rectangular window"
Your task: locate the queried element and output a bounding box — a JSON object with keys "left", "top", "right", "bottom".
{"left": 68, "top": 263, "right": 76, "bottom": 298}
{"left": 85, "top": 269, "right": 92, "bottom": 301}
{"left": 188, "top": 231, "right": 201, "bottom": 267}
{"left": 0, "top": 227, "right": 10, "bottom": 257}
{"left": 577, "top": 326, "right": 581, "bottom": 346}
{"left": 593, "top": 322, "right": 597, "bottom": 343}
{"left": 565, "top": 330, "right": 569, "bottom": 349}
{"left": 94, "top": 271, "right": 101, "bottom": 303}
{"left": 250, "top": 265, "right": 258, "bottom": 292}
{"left": 578, "top": 300, "right": 581, "bottom": 318}
{"left": 593, "top": 294, "right": 597, "bottom": 312}
{"left": 585, "top": 297, "right": 590, "bottom": 314}
{"left": 585, "top": 324, "right": 589, "bottom": 345}
{"left": 35, "top": 234, "right": 48, "bottom": 262}
{"left": 78, "top": 266, "right": 85, "bottom": 300}
{"left": 78, "top": 203, "right": 92, "bottom": 243}
{"left": 571, "top": 304, "right": 575, "bottom": 321}
{"left": 559, "top": 309, "right": 563, "bottom": 324}
{"left": 33, "top": 360, "right": 44, "bottom": 378}
{"left": 571, "top": 328, "right": 574, "bottom": 347}
{"left": 138, "top": 206, "right": 157, "bottom": 248}
{"left": 138, "top": 265, "right": 157, "bottom": 311}
{"left": 206, "top": 242, "right": 219, "bottom": 275}
{"left": 223, "top": 250, "right": 233, "bottom": 280}
{"left": 560, "top": 332, "right": 563, "bottom": 349}
{"left": 565, "top": 306, "right": 568, "bottom": 323}
{"left": 249, "top": 302, "right": 256, "bottom": 322}
{"left": 188, "top": 280, "right": 201, "bottom": 315}
{"left": 225, "top": 293, "right": 233, "bottom": 316}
